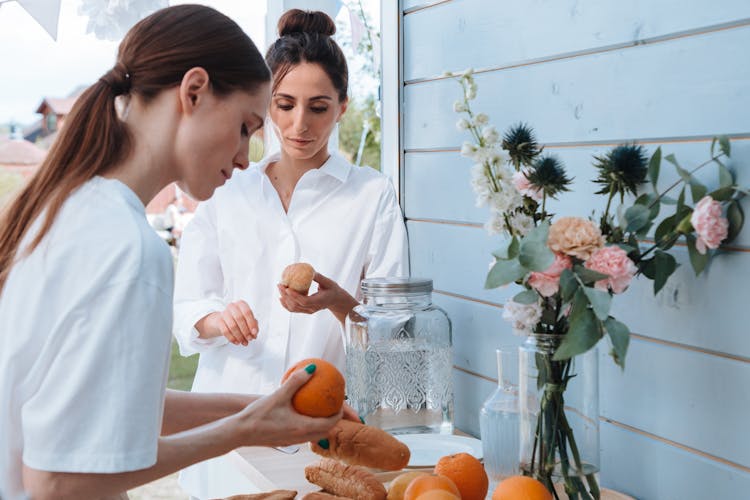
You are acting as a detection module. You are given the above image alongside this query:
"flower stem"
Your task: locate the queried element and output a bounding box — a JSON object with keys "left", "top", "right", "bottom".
{"left": 649, "top": 153, "right": 726, "bottom": 208}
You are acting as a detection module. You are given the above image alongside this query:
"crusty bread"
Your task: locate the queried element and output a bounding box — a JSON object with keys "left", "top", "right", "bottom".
{"left": 310, "top": 419, "right": 410, "bottom": 471}
{"left": 301, "top": 492, "right": 353, "bottom": 500}
{"left": 216, "top": 490, "right": 297, "bottom": 500}
{"left": 305, "top": 458, "right": 386, "bottom": 500}
{"left": 280, "top": 263, "right": 315, "bottom": 294}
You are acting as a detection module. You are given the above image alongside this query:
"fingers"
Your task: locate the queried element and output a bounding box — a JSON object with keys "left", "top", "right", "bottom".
{"left": 312, "top": 272, "right": 336, "bottom": 289}
{"left": 278, "top": 364, "right": 317, "bottom": 398}
{"left": 342, "top": 403, "right": 362, "bottom": 423}
{"left": 220, "top": 301, "right": 259, "bottom": 345}
{"left": 278, "top": 284, "right": 322, "bottom": 314}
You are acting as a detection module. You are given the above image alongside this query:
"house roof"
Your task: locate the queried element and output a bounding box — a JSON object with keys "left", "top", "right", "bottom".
{"left": 0, "top": 139, "right": 46, "bottom": 166}
{"left": 35, "top": 96, "right": 78, "bottom": 115}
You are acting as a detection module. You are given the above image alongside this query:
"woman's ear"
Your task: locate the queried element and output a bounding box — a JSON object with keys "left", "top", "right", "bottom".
{"left": 179, "top": 67, "right": 211, "bottom": 114}
{"left": 337, "top": 97, "right": 349, "bottom": 122}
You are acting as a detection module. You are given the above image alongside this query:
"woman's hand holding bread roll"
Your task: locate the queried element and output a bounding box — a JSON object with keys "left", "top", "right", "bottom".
{"left": 278, "top": 264, "right": 359, "bottom": 324}
{"left": 310, "top": 419, "right": 411, "bottom": 471}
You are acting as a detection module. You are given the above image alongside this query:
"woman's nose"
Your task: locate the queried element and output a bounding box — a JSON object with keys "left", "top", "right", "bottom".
{"left": 234, "top": 138, "right": 250, "bottom": 170}
{"left": 293, "top": 108, "right": 308, "bottom": 133}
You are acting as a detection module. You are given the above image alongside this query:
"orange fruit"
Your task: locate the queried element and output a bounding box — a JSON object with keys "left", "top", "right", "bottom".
{"left": 415, "top": 491, "right": 461, "bottom": 500}
{"left": 387, "top": 471, "right": 429, "bottom": 500}
{"left": 492, "top": 475, "right": 552, "bottom": 500}
{"left": 281, "top": 357, "right": 345, "bottom": 417}
{"left": 403, "top": 474, "right": 460, "bottom": 500}
{"left": 434, "top": 452, "right": 488, "bottom": 500}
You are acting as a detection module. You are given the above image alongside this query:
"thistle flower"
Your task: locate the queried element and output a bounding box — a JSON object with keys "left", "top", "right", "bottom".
{"left": 502, "top": 123, "right": 542, "bottom": 169}
{"left": 526, "top": 156, "right": 573, "bottom": 199}
{"left": 593, "top": 144, "right": 648, "bottom": 199}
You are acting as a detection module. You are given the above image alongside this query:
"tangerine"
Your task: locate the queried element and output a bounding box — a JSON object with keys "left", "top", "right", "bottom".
{"left": 434, "top": 452, "right": 488, "bottom": 500}
{"left": 403, "top": 474, "right": 460, "bottom": 500}
{"left": 415, "top": 491, "right": 461, "bottom": 500}
{"left": 281, "top": 357, "right": 345, "bottom": 417}
{"left": 492, "top": 475, "right": 552, "bottom": 500}
{"left": 387, "top": 471, "right": 429, "bottom": 500}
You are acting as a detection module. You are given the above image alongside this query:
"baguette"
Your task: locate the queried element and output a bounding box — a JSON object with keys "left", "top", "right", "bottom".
{"left": 216, "top": 490, "right": 297, "bottom": 500}
{"left": 304, "top": 458, "right": 386, "bottom": 500}
{"left": 310, "top": 419, "right": 410, "bottom": 471}
{"left": 301, "top": 492, "right": 353, "bottom": 500}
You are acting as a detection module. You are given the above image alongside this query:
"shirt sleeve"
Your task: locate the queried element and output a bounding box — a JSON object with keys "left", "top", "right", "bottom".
{"left": 21, "top": 278, "right": 172, "bottom": 473}
{"left": 364, "top": 178, "right": 410, "bottom": 279}
{"left": 173, "top": 200, "right": 229, "bottom": 355}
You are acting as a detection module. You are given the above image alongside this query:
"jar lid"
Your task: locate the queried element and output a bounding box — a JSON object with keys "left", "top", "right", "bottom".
{"left": 360, "top": 277, "right": 433, "bottom": 295}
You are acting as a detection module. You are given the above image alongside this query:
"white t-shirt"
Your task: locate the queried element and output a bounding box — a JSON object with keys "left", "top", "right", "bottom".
{"left": 173, "top": 151, "right": 408, "bottom": 499}
{"left": 0, "top": 176, "right": 174, "bottom": 500}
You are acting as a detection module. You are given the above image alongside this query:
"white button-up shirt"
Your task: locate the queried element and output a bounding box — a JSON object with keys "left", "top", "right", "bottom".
{"left": 173, "top": 151, "right": 409, "bottom": 395}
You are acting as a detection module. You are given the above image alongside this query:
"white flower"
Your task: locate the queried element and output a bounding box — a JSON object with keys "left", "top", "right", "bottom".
{"left": 488, "top": 188, "right": 523, "bottom": 214}
{"left": 462, "top": 68, "right": 474, "bottom": 78}
{"left": 484, "top": 211, "right": 506, "bottom": 235}
{"left": 461, "top": 141, "right": 478, "bottom": 158}
{"left": 453, "top": 101, "right": 468, "bottom": 113}
{"left": 470, "top": 164, "right": 493, "bottom": 207}
{"left": 465, "top": 84, "right": 477, "bottom": 100}
{"left": 508, "top": 212, "right": 535, "bottom": 236}
{"left": 456, "top": 118, "right": 471, "bottom": 130}
{"left": 502, "top": 298, "right": 542, "bottom": 336}
{"left": 474, "top": 113, "right": 489, "bottom": 126}
{"left": 482, "top": 126, "right": 499, "bottom": 144}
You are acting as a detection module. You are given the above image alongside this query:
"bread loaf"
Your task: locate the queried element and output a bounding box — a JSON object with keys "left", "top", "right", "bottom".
{"left": 301, "top": 492, "right": 353, "bottom": 500}
{"left": 280, "top": 263, "right": 315, "bottom": 294}
{"left": 304, "top": 458, "right": 386, "bottom": 500}
{"left": 310, "top": 419, "right": 410, "bottom": 471}
{"left": 216, "top": 490, "right": 297, "bottom": 500}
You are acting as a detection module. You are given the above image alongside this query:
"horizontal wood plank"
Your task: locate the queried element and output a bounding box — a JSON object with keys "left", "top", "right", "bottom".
{"left": 403, "top": 26, "right": 750, "bottom": 149}
{"left": 404, "top": 0, "right": 750, "bottom": 81}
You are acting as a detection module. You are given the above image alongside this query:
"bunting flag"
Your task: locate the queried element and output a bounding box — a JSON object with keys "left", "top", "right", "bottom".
{"left": 14, "top": 0, "right": 62, "bottom": 40}
{"left": 347, "top": 4, "right": 366, "bottom": 49}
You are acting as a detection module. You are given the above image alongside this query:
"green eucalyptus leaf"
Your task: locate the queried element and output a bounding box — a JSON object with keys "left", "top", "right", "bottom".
{"left": 648, "top": 147, "right": 661, "bottom": 188}
{"left": 726, "top": 200, "right": 745, "bottom": 243}
{"left": 485, "top": 259, "right": 526, "bottom": 289}
{"left": 718, "top": 135, "right": 731, "bottom": 157}
{"left": 711, "top": 137, "right": 718, "bottom": 156}
{"left": 709, "top": 186, "right": 736, "bottom": 202}
{"left": 625, "top": 204, "right": 651, "bottom": 232}
{"left": 654, "top": 213, "right": 677, "bottom": 244}
{"left": 559, "top": 269, "right": 579, "bottom": 302}
{"left": 661, "top": 196, "right": 677, "bottom": 205}
{"left": 492, "top": 237, "right": 520, "bottom": 260}
{"left": 653, "top": 250, "right": 678, "bottom": 295}
{"left": 574, "top": 265, "right": 610, "bottom": 284}
{"left": 635, "top": 193, "right": 660, "bottom": 220}
{"left": 518, "top": 222, "right": 554, "bottom": 271}
{"left": 690, "top": 179, "right": 708, "bottom": 204}
{"left": 583, "top": 286, "right": 612, "bottom": 321}
{"left": 686, "top": 234, "right": 709, "bottom": 276}
{"left": 677, "top": 187, "right": 686, "bottom": 212}
{"left": 514, "top": 289, "right": 539, "bottom": 305}
{"left": 718, "top": 163, "right": 734, "bottom": 188}
{"left": 605, "top": 318, "right": 630, "bottom": 369}
{"left": 554, "top": 292, "right": 601, "bottom": 361}
{"left": 640, "top": 256, "right": 656, "bottom": 280}
{"left": 664, "top": 153, "right": 679, "bottom": 168}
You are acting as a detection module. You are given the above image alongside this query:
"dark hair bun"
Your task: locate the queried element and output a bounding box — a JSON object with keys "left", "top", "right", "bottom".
{"left": 278, "top": 9, "right": 336, "bottom": 37}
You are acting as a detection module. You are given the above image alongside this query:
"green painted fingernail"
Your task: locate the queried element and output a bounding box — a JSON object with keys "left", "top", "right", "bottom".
{"left": 317, "top": 439, "right": 329, "bottom": 449}
{"left": 305, "top": 364, "right": 316, "bottom": 374}
{"left": 359, "top": 416, "right": 366, "bottom": 424}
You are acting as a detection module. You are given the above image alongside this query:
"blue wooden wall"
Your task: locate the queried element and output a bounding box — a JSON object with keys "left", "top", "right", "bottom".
{"left": 398, "top": 1, "right": 750, "bottom": 498}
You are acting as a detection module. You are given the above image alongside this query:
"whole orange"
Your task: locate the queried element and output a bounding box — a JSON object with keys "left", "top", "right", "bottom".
{"left": 281, "top": 357, "right": 345, "bottom": 417}
{"left": 434, "top": 452, "right": 488, "bottom": 500}
{"left": 403, "top": 474, "right": 460, "bottom": 500}
{"left": 492, "top": 475, "right": 552, "bottom": 500}
{"left": 415, "top": 490, "right": 461, "bottom": 500}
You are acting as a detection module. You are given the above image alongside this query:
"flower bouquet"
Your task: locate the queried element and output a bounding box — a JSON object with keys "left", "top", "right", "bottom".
{"left": 451, "top": 69, "right": 746, "bottom": 499}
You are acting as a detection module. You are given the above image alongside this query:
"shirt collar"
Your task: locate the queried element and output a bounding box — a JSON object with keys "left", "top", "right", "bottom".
{"left": 256, "top": 151, "right": 351, "bottom": 183}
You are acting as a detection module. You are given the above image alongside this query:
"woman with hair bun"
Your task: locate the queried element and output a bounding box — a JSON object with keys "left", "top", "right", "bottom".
{"left": 173, "top": 8, "right": 409, "bottom": 499}
{"left": 0, "top": 6, "right": 342, "bottom": 500}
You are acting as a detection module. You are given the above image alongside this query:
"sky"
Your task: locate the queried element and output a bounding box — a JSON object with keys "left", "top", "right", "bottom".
{"left": 0, "top": 0, "right": 378, "bottom": 128}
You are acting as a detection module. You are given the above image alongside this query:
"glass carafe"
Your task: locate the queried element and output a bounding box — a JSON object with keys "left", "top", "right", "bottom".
{"left": 345, "top": 278, "right": 453, "bottom": 434}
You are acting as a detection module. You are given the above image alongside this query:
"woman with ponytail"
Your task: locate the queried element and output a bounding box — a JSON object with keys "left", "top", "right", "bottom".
{"left": 0, "top": 6, "right": 341, "bottom": 500}
{"left": 173, "top": 9, "right": 408, "bottom": 499}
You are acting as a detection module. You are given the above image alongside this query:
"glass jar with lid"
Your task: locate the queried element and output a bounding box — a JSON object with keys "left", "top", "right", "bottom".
{"left": 345, "top": 277, "right": 453, "bottom": 435}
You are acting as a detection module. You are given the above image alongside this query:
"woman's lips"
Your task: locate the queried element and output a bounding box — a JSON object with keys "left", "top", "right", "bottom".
{"left": 288, "top": 138, "right": 313, "bottom": 147}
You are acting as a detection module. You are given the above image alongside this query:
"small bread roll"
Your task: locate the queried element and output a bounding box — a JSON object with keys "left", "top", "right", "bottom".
{"left": 305, "top": 459, "right": 386, "bottom": 500}
{"left": 302, "top": 492, "right": 353, "bottom": 500}
{"left": 310, "top": 419, "right": 410, "bottom": 471}
{"left": 281, "top": 263, "right": 315, "bottom": 294}
{"left": 217, "top": 490, "right": 297, "bottom": 500}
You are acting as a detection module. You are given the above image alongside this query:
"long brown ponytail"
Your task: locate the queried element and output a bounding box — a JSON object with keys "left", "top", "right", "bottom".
{"left": 0, "top": 5, "right": 270, "bottom": 292}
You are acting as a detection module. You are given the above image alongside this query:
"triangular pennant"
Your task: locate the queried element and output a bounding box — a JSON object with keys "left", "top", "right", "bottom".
{"left": 17, "top": 0, "right": 61, "bottom": 40}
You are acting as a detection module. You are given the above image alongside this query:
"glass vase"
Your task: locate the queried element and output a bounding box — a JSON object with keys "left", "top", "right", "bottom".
{"left": 519, "top": 334, "right": 600, "bottom": 499}
{"left": 479, "top": 347, "right": 521, "bottom": 486}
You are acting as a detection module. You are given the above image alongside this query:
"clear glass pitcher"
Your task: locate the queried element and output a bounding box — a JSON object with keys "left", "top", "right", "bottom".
{"left": 345, "top": 278, "right": 453, "bottom": 434}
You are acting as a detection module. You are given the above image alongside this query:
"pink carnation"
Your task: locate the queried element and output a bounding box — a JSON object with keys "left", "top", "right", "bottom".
{"left": 512, "top": 169, "right": 543, "bottom": 201}
{"left": 691, "top": 196, "right": 729, "bottom": 254}
{"left": 528, "top": 253, "right": 573, "bottom": 297}
{"left": 584, "top": 246, "right": 636, "bottom": 294}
